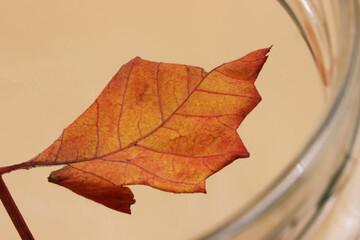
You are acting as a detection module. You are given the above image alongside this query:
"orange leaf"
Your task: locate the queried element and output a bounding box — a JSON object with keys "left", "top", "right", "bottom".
{"left": 27, "top": 48, "right": 270, "bottom": 213}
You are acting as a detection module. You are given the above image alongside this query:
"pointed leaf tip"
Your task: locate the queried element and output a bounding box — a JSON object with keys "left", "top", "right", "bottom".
{"left": 215, "top": 47, "right": 270, "bottom": 83}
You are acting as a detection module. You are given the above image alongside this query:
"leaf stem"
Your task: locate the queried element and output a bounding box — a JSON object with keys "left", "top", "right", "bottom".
{"left": 0, "top": 162, "right": 32, "bottom": 175}
{"left": 0, "top": 174, "right": 34, "bottom": 240}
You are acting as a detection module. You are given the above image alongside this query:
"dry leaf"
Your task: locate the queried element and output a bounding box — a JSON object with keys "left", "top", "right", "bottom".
{"left": 19, "top": 48, "right": 269, "bottom": 213}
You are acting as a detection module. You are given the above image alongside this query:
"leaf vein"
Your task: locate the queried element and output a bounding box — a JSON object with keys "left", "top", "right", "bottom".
{"left": 117, "top": 60, "right": 135, "bottom": 148}
{"left": 195, "top": 89, "right": 260, "bottom": 100}
{"left": 156, "top": 63, "right": 165, "bottom": 122}
{"left": 54, "top": 130, "right": 65, "bottom": 163}
{"left": 101, "top": 159, "right": 200, "bottom": 186}
{"left": 69, "top": 165, "right": 120, "bottom": 187}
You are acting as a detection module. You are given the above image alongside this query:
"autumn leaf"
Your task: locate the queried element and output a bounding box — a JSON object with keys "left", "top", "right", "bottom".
{"left": 4, "top": 48, "right": 270, "bottom": 214}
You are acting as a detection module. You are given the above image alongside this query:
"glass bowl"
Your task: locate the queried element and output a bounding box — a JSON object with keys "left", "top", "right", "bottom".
{"left": 202, "top": 0, "right": 360, "bottom": 239}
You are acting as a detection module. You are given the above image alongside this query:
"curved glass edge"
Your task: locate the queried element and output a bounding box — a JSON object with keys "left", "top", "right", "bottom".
{"left": 200, "top": 1, "right": 360, "bottom": 239}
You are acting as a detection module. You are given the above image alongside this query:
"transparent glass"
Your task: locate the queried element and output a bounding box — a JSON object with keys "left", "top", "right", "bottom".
{"left": 202, "top": 0, "right": 360, "bottom": 239}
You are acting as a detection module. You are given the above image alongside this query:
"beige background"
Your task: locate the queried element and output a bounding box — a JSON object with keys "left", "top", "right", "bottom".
{"left": 0, "top": 0, "right": 324, "bottom": 239}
